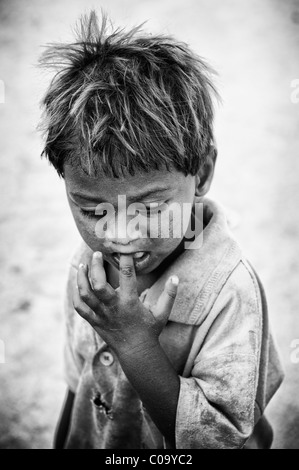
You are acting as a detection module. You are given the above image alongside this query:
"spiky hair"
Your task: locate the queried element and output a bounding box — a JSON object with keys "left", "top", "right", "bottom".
{"left": 39, "top": 10, "right": 219, "bottom": 178}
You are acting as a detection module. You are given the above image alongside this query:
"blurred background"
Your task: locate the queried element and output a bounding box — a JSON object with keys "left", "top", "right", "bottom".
{"left": 0, "top": 0, "right": 298, "bottom": 449}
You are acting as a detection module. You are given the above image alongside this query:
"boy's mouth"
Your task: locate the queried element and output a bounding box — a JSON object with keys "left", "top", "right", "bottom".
{"left": 112, "top": 251, "right": 151, "bottom": 271}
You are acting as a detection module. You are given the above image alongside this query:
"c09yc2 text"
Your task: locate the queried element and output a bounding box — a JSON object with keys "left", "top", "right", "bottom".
{"left": 105, "top": 454, "right": 192, "bottom": 466}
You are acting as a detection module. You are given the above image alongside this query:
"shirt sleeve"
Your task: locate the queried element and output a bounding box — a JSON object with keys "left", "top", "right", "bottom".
{"left": 62, "top": 263, "right": 83, "bottom": 393}
{"left": 175, "top": 261, "right": 263, "bottom": 449}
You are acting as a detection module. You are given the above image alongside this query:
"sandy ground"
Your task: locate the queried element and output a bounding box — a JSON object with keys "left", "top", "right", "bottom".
{"left": 0, "top": 0, "right": 298, "bottom": 449}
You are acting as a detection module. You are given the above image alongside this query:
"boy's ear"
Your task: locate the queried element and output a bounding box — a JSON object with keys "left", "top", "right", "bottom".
{"left": 195, "top": 145, "right": 217, "bottom": 197}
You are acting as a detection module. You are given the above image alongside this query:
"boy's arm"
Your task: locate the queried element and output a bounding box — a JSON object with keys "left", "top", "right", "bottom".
{"left": 74, "top": 252, "right": 180, "bottom": 445}
{"left": 114, "top": 332, "right": 180, "bottom": 447}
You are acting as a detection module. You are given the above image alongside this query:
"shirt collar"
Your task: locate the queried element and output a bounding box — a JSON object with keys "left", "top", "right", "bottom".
{"left": 143, "top": 198, "right": 242, "bottom": 324}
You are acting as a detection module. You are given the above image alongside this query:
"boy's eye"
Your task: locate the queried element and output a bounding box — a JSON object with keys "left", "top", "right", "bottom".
{"left": 79, "top": 208, "right": 106, "bottom": 219}
{"left": 143, "top": 202, "right": 166, "bottom": 217}
{"left": 80, "top": 208, "right": 95, "bottom": 219}
{"left": 79, "top": 203, "right": 166, "bottom": 219}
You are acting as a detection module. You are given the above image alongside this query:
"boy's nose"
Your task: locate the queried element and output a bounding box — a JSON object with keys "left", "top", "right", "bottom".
{"left": 95, "top": 205, "right": 147, "bottom": 244}
{"left": 104, "top": 211, "right": 145, "bottom": 244}
{"left": 104, "top": 226, "right": 142, "bottom": 245}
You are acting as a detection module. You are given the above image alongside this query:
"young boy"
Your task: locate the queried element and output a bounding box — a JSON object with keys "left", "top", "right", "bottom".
{"left": 39, "top": 11, "right": 284, "bottom": 449}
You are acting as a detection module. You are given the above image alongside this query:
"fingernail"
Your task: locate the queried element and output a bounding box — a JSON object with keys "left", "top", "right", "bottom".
{"left": 94, "top": 251, "right": 102, "bottom": 259}
{"left": 170, "top": 275, "right": 179, "bottom": 286}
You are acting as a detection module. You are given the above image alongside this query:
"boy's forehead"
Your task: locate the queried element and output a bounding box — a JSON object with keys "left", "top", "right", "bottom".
{"left": 64, "top": 164, "right": 192, "bottom": 201}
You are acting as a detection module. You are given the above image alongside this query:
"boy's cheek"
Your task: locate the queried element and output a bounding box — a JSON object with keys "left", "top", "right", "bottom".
{"left": 72, "top": 217, "right": 105, "bottom": 252}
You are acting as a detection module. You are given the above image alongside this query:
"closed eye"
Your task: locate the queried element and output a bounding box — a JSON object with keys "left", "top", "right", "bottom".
{"left": 142, "top": 201, "right": 167, "bottom": 216}
{"left": 79, "top": 208, "right": 107, "bottom": 219}
{"left": 79, "top": 203, "right": 166, "bottom": 219}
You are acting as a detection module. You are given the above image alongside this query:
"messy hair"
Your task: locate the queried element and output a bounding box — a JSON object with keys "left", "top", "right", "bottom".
{"left": 39, "top": 10, "right": 219, "bottom": 178}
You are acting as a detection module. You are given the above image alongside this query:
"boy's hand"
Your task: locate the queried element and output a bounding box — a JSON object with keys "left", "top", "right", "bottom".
{"left": 73, "top": 252, "right": 179, "bottom": 355}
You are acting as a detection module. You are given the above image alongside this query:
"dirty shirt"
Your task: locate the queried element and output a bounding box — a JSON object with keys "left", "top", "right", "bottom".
{"left": 62, "top": 198, "right": 284, "bottom": 449}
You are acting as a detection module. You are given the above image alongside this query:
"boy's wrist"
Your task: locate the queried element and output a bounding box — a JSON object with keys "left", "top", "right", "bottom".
{"left": 110, "top": 331, "right": 160, "bottom": 361}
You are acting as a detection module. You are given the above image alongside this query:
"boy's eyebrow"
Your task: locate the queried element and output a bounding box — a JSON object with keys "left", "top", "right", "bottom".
{"left": 69, "top": 187, "right": 170, "bottom": 204}
{"left": 133, "top": 187, "right": 170, "bottom": 201}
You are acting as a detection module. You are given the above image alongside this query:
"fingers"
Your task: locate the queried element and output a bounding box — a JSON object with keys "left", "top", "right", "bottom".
{"left": 153, "top": 275, "right": 179, "bottom": 325}
{"left": 90, "top": 252, "right": 115, "bottom": 303}
{"left": 77, "top": 263, "right": 101, "bottom": 311}
{"left": 72, "top": 281, "right": 96, "bottom": 324}
{"left": 119, "top": 254, "right": 138, "bottom": 301}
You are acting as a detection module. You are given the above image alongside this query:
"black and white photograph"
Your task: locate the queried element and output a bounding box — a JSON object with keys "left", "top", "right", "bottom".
{"left": 0, "top": 0, "right": 298, "bottom": 451}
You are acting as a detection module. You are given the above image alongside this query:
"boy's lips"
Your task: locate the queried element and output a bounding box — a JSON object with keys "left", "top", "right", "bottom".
{"left": 111, "top": 251, "right": 151, "bottom": 271}
{"left": 113, "top": 251, "right": 146, "bottom": 260}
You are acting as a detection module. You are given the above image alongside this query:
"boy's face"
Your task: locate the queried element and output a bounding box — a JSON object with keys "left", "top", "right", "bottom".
{"left": 64, "top": 164, "right": 198, "bottom": 275}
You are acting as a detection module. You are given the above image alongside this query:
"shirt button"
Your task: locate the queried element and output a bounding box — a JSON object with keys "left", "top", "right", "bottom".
{"left": 99, "top": 351, "right": 114, "bottom": 366}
